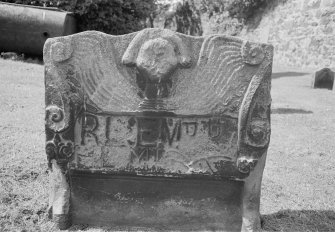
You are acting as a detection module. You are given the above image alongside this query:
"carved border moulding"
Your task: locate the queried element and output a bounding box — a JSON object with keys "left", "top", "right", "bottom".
{"left": 44, "top": 29, "right": 273, "bottom": 231}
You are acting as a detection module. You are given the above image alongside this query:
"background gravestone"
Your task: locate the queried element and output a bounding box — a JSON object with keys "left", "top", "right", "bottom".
{"left": 44, "top": 28, "right": 273, "bottom": 231}
{"left": 312, "top": 68, "right": 334, "bottom": 90}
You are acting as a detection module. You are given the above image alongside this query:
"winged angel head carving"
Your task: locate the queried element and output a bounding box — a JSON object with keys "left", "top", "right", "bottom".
{"left": 46, "top": 28, "right": 271, "bottom": 116}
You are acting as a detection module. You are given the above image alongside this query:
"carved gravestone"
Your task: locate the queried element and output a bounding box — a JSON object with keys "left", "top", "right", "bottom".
{"left": 44, "top": 29, "right": 273, "bottom": 232}
{"left": 312, "top": 68, "right": 334, "bottom": 90}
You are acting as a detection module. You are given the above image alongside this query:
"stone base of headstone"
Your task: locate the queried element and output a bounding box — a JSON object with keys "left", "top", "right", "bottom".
{"left": 71, "top": 172, "right": 243, "bottom": 231}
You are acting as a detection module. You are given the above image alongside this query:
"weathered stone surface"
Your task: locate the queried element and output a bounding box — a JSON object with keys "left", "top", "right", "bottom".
{"left": 71, "top": 173, "right": 244, "bottom": 231}
{"left": 312, "top": 67, "right": 335, "bottom": 90}
{"left": 44, "top": 28, "right": 273, "bottom": 231}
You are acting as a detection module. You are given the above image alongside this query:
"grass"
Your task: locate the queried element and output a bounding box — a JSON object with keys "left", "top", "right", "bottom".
{"left": 0, "top": 59, "right": 334, "bottom": 231}
{"left": 0, "top": 59, "right": 48, "bottom": 231}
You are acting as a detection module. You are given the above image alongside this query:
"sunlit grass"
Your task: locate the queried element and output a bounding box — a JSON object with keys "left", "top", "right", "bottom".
{"left": 0, "top": 60, "right": 334, "bottom": 231}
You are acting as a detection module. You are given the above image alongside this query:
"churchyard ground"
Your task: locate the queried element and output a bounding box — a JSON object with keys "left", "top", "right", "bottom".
{"left": 0, "top": 58, "right": 334, "bottom": 231}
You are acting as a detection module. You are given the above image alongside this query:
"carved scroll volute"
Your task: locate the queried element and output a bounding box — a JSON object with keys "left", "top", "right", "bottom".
{"left": 122, "top": 29, "right": 191, "bottom": 109}
{"left": 45, "top": 103, "right": 74, "bottom": 168}
{"left": 46, "top": 105, "right": 69, "bottom": 132}
{"left": 44, "top": 37, "right": 76, "bottom": 169}
{"left": 237, "top": 42, "right": 273, "bottom": 174}
{"left": 49, "top": 40, "right": 73, "bottom": 63}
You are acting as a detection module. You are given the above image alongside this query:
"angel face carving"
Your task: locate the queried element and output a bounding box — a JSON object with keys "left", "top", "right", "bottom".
{"left": 136, "top": 38, "right": 179, "bottom": 83}
{"left": 135, "top": 38, "right": 178, "bottom": 100}
{"left": 122, "top": 31, "right": 191, "bottom": 104}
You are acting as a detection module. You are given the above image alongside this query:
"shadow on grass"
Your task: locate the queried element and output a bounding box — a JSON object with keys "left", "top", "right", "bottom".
{"left": 261, "top": 210, "right": 335, "bottom": 232}
{"left": 271, "top": 108, "right": 313, "bottom": 114}
{"left": 272, "top": 72, "right": 309, "bottom": 79}
{"left": 0, "top": 52, "right": 43, "bottom": 65}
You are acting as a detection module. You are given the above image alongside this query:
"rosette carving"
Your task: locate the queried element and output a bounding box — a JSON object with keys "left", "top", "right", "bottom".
{"left": 46, "top": 134, "right": 74, "bottom": 168}
{"left": 237, "top": 156, "right": 258, "bottom": 174}
{"left": 242, "top": 42, "right": 265, "bottom": 65}
{"left": 245, "top": 119, "right": 270, "bottom": 147}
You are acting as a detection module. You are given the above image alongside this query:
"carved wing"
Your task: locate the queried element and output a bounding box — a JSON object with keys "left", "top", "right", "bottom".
{"left": 70, "top": 32, "right": 141, "bottom": 112}
{"left": 170, "top": 35, "right": 260, "bottom": 117}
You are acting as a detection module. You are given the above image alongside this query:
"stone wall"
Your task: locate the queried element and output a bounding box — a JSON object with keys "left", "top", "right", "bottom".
{"left": 241, "top": 0, "right": 335, "bottom": 69}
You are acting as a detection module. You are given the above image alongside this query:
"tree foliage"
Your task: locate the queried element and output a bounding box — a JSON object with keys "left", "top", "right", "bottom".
{"left": 162, "top": 0, "right": 202, "bottom": 36}
{"left": 226, "top": 0, "right": 269, "bottom": 22}
{"left": 1, "top": 0, "right": 156, "bottom": 35}
{"left": 2, "top": 0, "right": 274, "bottom": 35}
{"left": 200, "top": 0, "right": 270, "bottom": 23}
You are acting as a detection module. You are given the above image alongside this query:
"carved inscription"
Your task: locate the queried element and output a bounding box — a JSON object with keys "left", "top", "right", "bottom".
{"left": 73, "top": 112, "right": 238, "bottom": 174}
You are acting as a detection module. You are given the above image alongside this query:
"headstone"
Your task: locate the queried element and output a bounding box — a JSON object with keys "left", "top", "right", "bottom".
{"left": 44, "top": 29, "right": 273, "bottom": 231}
{"left": 312, "top": 68, "right": 334, "bottom": 90}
